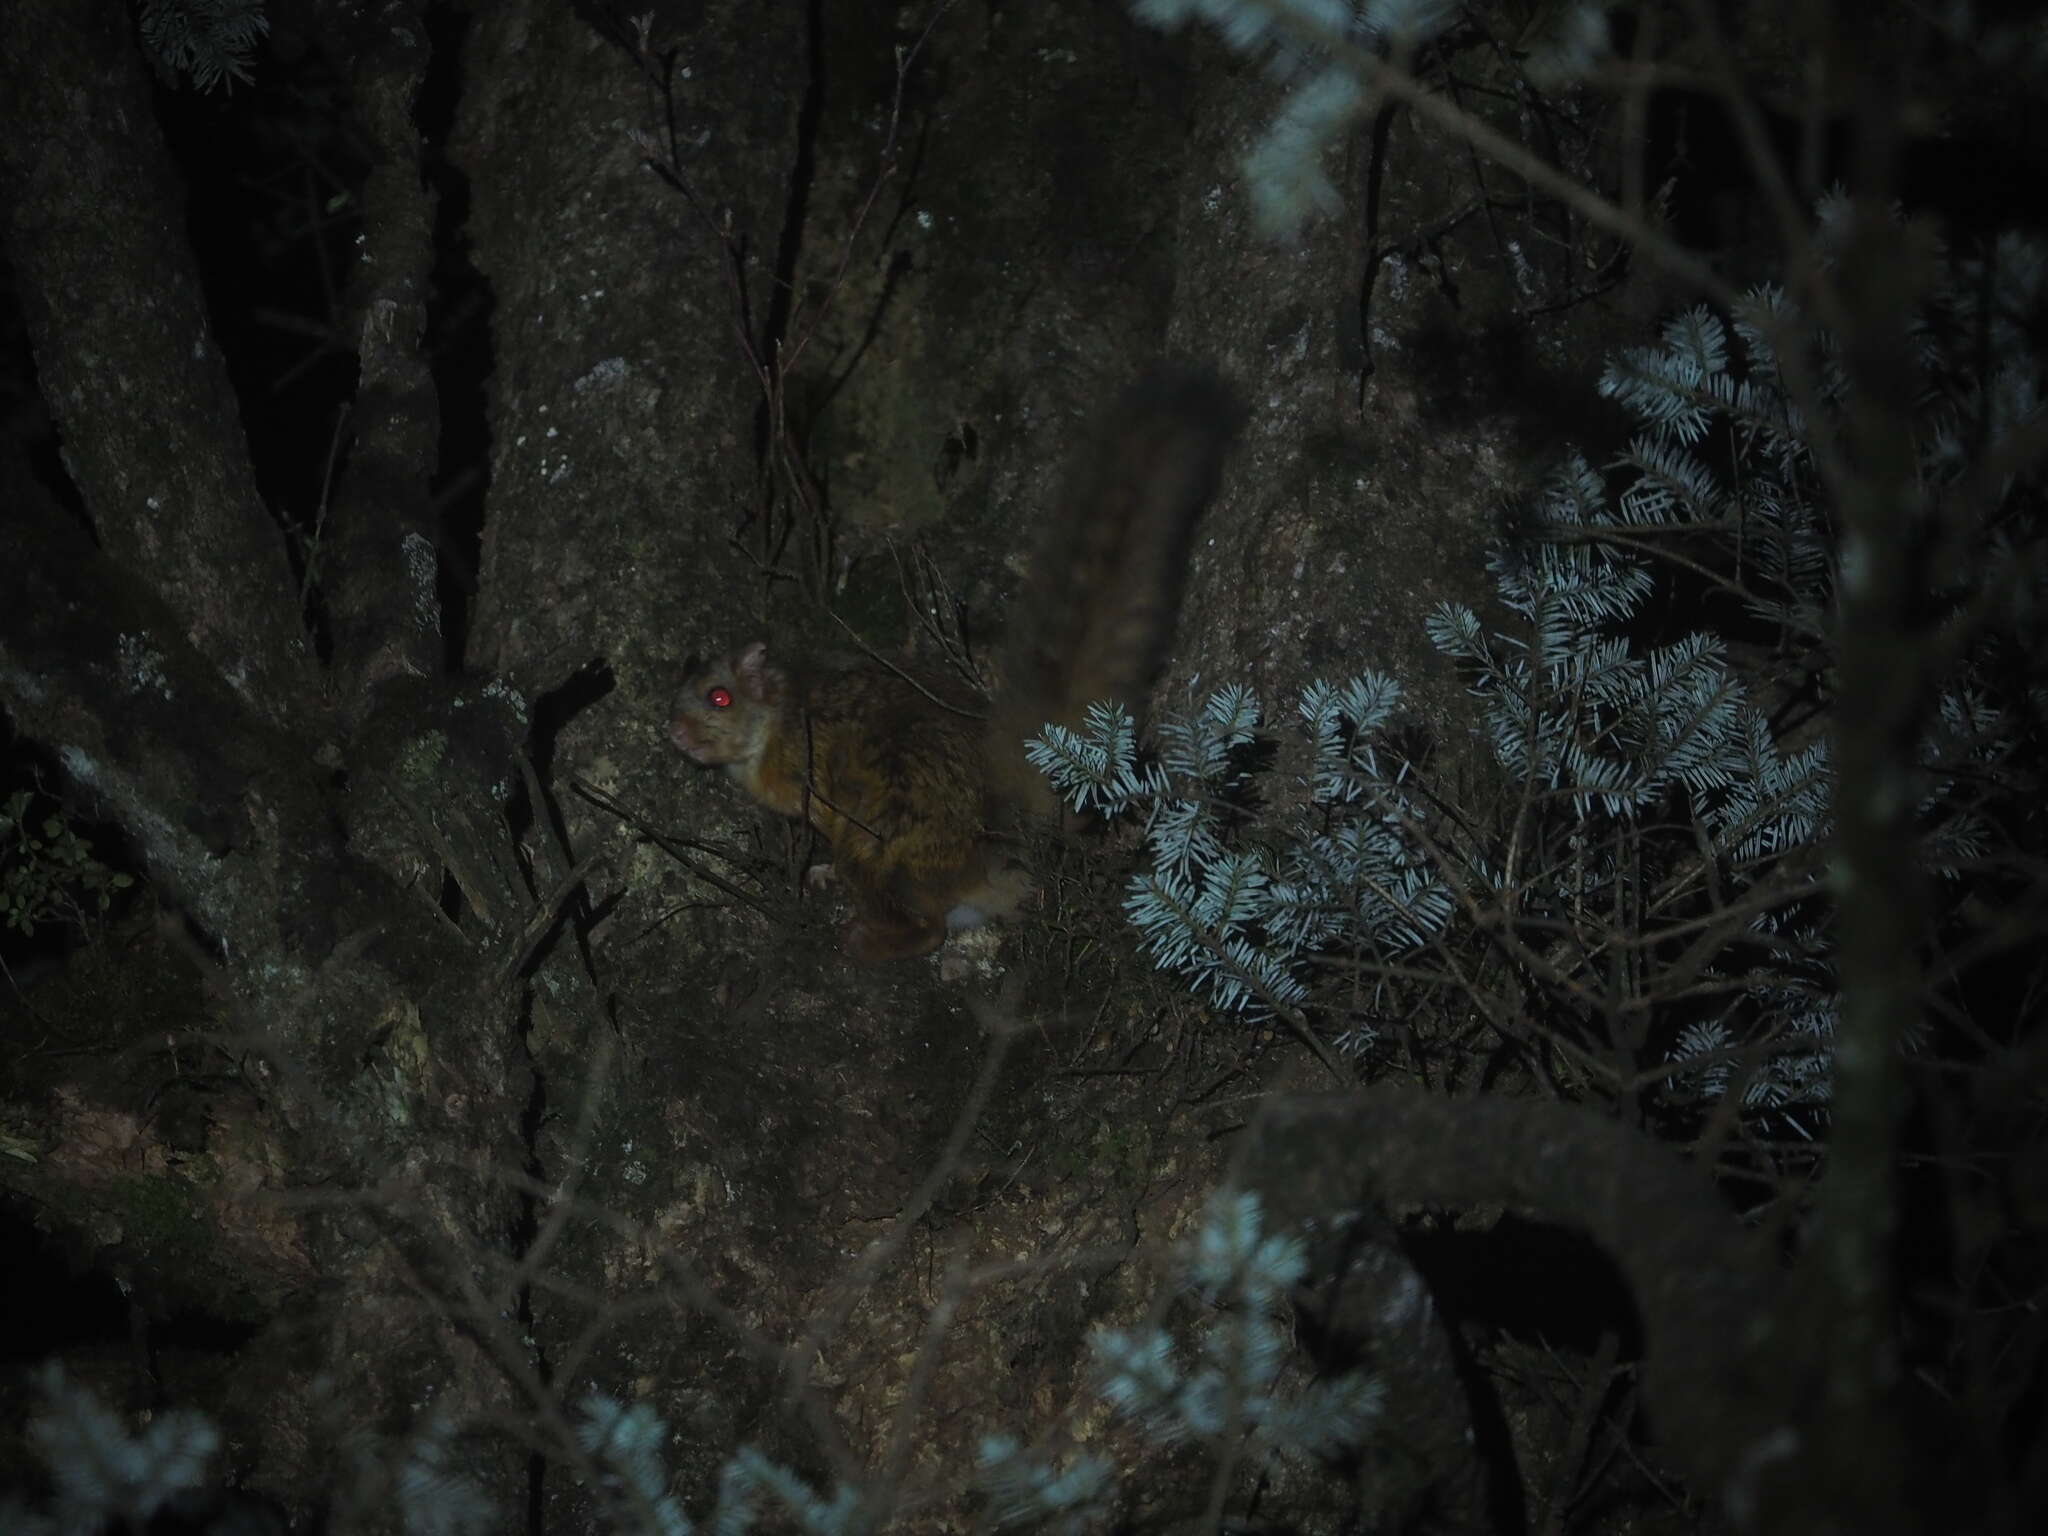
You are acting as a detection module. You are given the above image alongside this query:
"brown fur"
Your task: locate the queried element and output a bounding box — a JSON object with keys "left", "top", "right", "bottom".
{"left": 987, "top": 369, "right": 1241, "bottom": 811}
{"left": 671, "top": 369, "right": 1239, "bottom": 962}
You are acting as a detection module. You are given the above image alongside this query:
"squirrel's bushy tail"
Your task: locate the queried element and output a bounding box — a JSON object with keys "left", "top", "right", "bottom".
{"left": 988, "top": 366, "right": 1241, "bottom": 814}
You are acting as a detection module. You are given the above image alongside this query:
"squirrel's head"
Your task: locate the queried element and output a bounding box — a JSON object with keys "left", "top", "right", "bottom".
{"left": 670, "top": 640, "right": 786, "bottom": 766}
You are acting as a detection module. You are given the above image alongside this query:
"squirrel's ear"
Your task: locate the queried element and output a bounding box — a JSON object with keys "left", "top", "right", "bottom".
{"left": 737, "top": 641, "right": 779, "bottom": 695}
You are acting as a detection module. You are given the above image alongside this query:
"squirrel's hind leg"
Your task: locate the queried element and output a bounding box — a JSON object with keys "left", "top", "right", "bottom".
{"left": 841, "top": 910, "right": 947, "bottom": 965}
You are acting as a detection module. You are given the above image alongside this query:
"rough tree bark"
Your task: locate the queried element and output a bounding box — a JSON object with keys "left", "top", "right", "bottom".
{"left": 0, "top": 1, "right": 1990, "bottom": 1532}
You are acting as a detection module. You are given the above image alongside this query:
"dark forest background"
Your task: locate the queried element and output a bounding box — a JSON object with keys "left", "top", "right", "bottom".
{"left": 1, "top": 3, "right": 2044, "bottom": 1533}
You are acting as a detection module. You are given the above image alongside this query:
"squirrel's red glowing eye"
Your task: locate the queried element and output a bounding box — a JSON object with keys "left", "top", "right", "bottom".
{"left": 706, "top": 686, "right": 733, "bottom": 709}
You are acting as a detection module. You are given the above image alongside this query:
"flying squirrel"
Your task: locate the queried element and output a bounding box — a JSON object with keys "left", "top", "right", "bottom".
{"left": 670, "top": 367, "right": 1241, "bottom": 963}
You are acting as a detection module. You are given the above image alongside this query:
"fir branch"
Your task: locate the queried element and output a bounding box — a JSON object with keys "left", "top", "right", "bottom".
{"left": 138, "top": 0, "right": 269, "bottom": 92}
